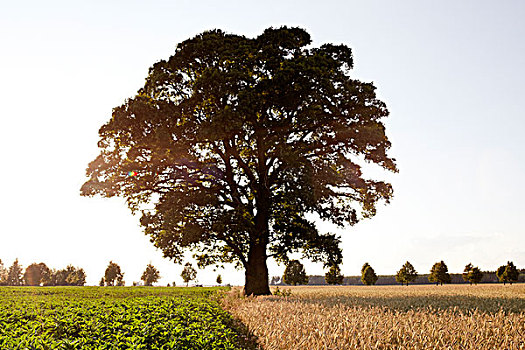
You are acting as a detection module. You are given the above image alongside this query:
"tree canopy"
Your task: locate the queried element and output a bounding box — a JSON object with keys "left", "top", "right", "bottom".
{"left": 81, "top": 26, "right": 397, "bottom": 295}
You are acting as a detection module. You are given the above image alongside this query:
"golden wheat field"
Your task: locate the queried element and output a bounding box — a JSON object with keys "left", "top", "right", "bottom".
{"left": 223, "top": 284, "right": 525, "bottom": 349}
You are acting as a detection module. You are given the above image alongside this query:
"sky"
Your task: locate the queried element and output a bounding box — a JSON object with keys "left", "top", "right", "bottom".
{"left": 1, "top": 1, "right": 524, "bottom": 286}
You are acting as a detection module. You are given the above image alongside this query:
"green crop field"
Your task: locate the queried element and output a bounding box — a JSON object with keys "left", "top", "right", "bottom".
{"left": 0, "top": 286, "right": 246, "bottom": 349}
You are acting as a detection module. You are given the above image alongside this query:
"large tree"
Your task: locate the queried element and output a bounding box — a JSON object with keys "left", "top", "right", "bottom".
{"left": 81, "top": 27, "right": 397, "bottom": 295}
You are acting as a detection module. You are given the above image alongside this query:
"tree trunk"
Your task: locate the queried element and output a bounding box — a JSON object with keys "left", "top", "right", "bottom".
{"left": 244, "top": 240, "right": 271, "bottom": 295}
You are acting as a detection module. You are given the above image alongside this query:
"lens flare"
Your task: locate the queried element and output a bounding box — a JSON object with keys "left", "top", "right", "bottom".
{"left": 128, "top": 171, "right": 137, "bottom": 177}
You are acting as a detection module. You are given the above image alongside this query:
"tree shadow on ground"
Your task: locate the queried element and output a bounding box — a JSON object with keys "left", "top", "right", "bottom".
{"left": 227, "top": 315, "right": 262, "bottom": 350}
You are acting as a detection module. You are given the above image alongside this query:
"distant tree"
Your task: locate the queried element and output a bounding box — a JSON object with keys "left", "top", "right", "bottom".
{"left": 361, "top": 262, "right": 371, "bottom": 275}
{"left": 181, "top": 263, "right": 197, "bottom": 287}
{"left": 468, "top": 267, "right": 483, "bottom": 285}
{"left": 0, "top": 260, "right": 7, "bottom": 286}
{"left": 41, "top": 269, "right": 57, "bottom": 286}
{"left": 116, "top": 276, "right": 125, "bottom": 286}
{"left": 23, "top": 263, "right": 50, "bottom": 286}
{"left": 428, "top": 261, "right": 451, "bottom": 286}
{"left": 54, "top": 268, "right": 69, "bottom": 286}
{"left": 497, "top": 261, "right": 519, "bottom": 285}
{"left": 325, "top": 265, "right": 344, "bottom": 285}
{"left": 270, "top": 276, "right": 281, "bottom": 285}
{"left": 99, "top": 277, "right": 105, "bottom": 286}
{"left": 496, "top": 265, "right": 506, "bottom": 282}
{"left": 462, "top": 263, "right": 474, "bottom": 283}
{"left": 141, "top": 263, "right": 160, "bottom": 286}
{"left": 361, "top": 264, "right": 378, "bottom": 286}
{"left": 41, "top": 265, "right": 86, "bottom": 286}
{"left": 216, "top": 274, "right": 222, "bottom": 285}
{"left": 104, "top": 261, "right": 124, "bottom": 286}
{"left": 283, "top": 260, "right": 308, "bottom": 286}
{"left": 462, "top": 263, "right": 483, "bottom": 285}
{"left": 395, "top": 261, "right": 418, "bottom": 286}
{"left": 7, "top": 259, "right": 23, "bottom": 286}
{"left": 65, "top": 266, "right": 87, "bottom": 286}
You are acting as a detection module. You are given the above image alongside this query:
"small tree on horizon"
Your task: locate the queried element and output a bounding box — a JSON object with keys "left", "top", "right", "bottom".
{"left": 116, "top": 275, "right": 125, "bottom": 286}
{"left": 395, "top": 261, "right": 418, "bottom": 286}
{"left": 181, "top": 263, "right": 197, "bottom": 287}
{"left": 361, "top": 262, "right": 371, "bottom": 275}
{"left": 104, "top": 261, "right": 124, "bottom": 286}
{"left": 0, "top": 260, "right": 7, "bottom": 286}
{"left": 7, "top": 259, "right": 23, "bottom": 286}
{"left": 270, "top": 276, "right": 281, "bottom": 285}
{"left": 462, "top": 263, "right": 483, "bottom": 285}
{"left": 497, "top": 261, "right": 519, "bottom": 285}
{"left": 216, "top": 274, "right": 222, "bottom": 285}
{"left": 46, "top": 265, "right": 86, "bottom": 286}
{"left": 325, "top": 265, "right": 344, "bottom": 285}
{"left": 283, "top": 260, "right": 309, "bottom": 286}
{"left": 361, "top": 264, "right": 378, "bottom": 285}
{"left": 141, "top": 263, "right": 161, "bottom": 286}
{"left": 428, "top": 261, "right": 451, "bottom": 286}
{"left": 66, "top": 267, "right": 87, "bottom": 286}
{"left": 24, "top": 262, "right": 50, "bottom": 286}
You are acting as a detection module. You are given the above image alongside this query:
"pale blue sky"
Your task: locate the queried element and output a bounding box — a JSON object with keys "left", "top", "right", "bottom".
{"left": 1, "top": 1, "right": 524, "bottom": 285}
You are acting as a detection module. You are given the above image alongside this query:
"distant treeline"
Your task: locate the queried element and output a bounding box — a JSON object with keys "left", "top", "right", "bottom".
{"left": 273, "top": 259, "right": 525, "bottom": 286}
{"left": 272, "top": 271, "right": 525, "bottom": 286}
{"left": 0, "top": 259, "right": 166, "bottom": 287}
{"left": 302, "top": 272, "right": 525, "bottom": 286}
{"left": 0, "top": 259, "right": 85, "bottom": 286}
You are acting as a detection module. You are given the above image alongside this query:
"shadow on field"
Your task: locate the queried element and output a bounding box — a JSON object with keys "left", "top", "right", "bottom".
{"left": 297, "top": 294, "right": 525, "bottom": 314}
{"left": 228, "top": 316, "right": 262, "bottom": 350}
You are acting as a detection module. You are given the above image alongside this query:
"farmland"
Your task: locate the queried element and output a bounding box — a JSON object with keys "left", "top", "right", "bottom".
{"left": 0, "top": 286, "right": 246, "bottom": 349}
{"left": 224, "top": 284, "right": 525, "bottom": 349}
{"left": 2, "top": 284, "right": 524, "bottom": 349}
